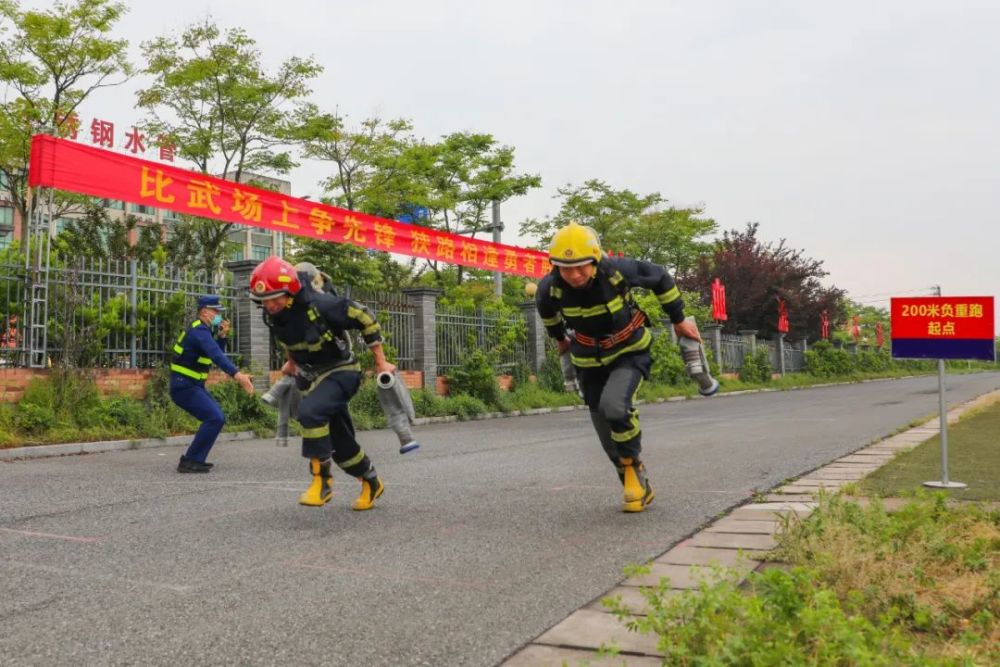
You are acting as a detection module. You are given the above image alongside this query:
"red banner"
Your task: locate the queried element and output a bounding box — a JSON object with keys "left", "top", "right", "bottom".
{"left": 27, "top": 134, "right": 551, "bottom": 278}
{"left": 890, "top": 297, "right": 994, "bottom": 339}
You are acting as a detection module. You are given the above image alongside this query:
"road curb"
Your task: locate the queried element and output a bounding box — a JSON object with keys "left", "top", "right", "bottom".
{"left": 0, "top": 430, "right": 258, "bottom": 462}
{"left": 501, "top": 386, "right": 1000, "bottom": 665}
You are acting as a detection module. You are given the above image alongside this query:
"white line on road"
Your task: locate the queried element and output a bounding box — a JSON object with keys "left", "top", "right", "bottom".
{"left": 0, "top": 527, "right": 101, "bottom": 543}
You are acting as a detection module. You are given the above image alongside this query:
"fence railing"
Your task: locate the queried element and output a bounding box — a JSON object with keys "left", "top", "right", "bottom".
{"left": 714, "top": 333, "right": 806, "bottom": 374}
{"left": 352, "top": 289, "right": 416, "bottom": 370}
{"left": 784, "top": 346, "right": 805, "bottom": 373}
{"left": 435, "top": 303, "right": 529, "bottom": 373}
{"left": 1, "top": 257, "right": 820, "bottom": 381}
{"left": 0, "top": 259, "right": 241, "bottom": 369}
{"left": 718, "top": 334, "right": 748, "bottom": 372}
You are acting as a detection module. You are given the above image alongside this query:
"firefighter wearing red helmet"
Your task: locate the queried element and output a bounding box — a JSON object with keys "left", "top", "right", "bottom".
{"left": 249, "top": 256, "right": 390, "bottom": 511}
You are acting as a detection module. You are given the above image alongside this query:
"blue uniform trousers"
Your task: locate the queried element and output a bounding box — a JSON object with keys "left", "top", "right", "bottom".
{"left": 170, "top": 375, "right": 225, "bottom": 463}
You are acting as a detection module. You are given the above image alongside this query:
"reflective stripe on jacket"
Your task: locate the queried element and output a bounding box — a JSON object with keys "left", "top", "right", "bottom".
{"left": 170, "top": 320, "right": 238, "bottom": 382}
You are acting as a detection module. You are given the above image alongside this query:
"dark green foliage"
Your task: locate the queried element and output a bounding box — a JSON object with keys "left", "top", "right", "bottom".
{"left": 446, "top": 348, "right": 500, "bottom": 408}
{"left": 348, "top": 379, "right": 385, "bottom": 428}
{"left": 13, "top": 402, "right": 55, "bottom": 435}
{"left": 739, "top": 347, "right": 772, "bottom": 384}
{"left": 538, "top": 344, "right": 566, "bottom": 393}
{"left": 805, "top": 340, "right": 854, "bottom": 377}
{"left": 207, "top": 380, "right": 274, "bottom": 435}
{"left": 509, "top": 362, "right": 532, "bottom": 391}
{"left": 409, "top": 388, "right": 449, "bottom": 417}
{"left": 608, "top": 565, "right": 916, "bottom": 666}
{"left": 441, "top": 393, "right": 489, "bottom": 420}
{"left": 649, "top": 333, "right": 687, "bottom": 386}
{"left": 856, "top": 348, "right": 893, "bottom": 373}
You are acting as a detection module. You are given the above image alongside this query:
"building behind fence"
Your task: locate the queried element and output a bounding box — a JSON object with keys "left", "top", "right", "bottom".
{"left": 3, "top": 258, "right": 823, "bottom": 388}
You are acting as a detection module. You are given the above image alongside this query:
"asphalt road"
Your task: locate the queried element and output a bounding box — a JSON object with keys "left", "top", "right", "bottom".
{"left": 2, "top": 372, "right": 999, "bottom": 666}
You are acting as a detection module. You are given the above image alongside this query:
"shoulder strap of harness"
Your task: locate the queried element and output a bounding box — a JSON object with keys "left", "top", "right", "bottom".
{"left": 547, "top": 262, "right": 647, "bottom": 323}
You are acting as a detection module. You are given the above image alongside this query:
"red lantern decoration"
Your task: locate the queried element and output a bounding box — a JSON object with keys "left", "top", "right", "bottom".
{"left": 711, "top": 278, "right": 727, "bottom": 321}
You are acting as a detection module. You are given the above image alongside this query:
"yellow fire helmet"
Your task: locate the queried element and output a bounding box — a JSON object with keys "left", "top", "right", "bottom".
{"left": 549, "top": 221, "right": 602, "bottom": 267}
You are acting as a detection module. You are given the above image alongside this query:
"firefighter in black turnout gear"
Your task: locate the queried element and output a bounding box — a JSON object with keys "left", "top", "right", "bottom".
{"left": 535, "top": 222, "right": 701, "bottom": 512}
{"left": 249, "top": 256, "right": 390, "bottom": 511}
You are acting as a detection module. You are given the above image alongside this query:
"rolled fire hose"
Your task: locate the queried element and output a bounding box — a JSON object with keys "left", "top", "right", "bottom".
{"left": 376, "top": 370, "right": 420, "bottom": 454}
{"left": 678, "top": 316, "right": 720, "bottom": 396}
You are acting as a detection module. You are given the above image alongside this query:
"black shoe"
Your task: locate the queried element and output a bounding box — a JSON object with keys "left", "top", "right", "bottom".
{"left": 177, "top": 457, "right": 211, "bottom": 473}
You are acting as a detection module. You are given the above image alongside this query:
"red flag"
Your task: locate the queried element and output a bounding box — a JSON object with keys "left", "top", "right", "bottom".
{"left": 821, "top": 310, "right": 830, "bottom": 339}
{"left": 777, "top": 298, "right": 789, "bottom": 333}
{"left": 875, "top": 321, "right": 884, "bottom": 347}
{"left": 711, "top": 278, "right": 727, "bottom": 321}
{"left": 852, "top": 315, "right": 861, "bottom": 341}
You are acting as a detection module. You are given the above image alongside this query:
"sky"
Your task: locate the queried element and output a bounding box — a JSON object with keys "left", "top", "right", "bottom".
{"left": 22, "top": 0, "right": 1000, "bottom": 328}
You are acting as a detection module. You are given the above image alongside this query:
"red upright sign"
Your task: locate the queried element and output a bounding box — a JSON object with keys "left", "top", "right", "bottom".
{"left": 890, "top": 297, "right": 995, "bottom": 360}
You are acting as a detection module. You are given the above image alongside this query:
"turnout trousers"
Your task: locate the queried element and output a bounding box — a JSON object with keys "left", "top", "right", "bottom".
{"left": 296, "top": 369, "right": 374, "bottom": 478}
{"left": 577, "top": 352, "right": 651, "bottom": 463}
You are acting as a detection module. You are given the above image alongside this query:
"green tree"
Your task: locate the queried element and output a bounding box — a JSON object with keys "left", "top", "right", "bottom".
{"left": 418, "top": 133, "right": 540, "bottom": 285}
{"left": 302, "top": 123, "right": 540, "bottom": 291}
{"left": 293, "top": 113, "right": 420, "bottom": 290}
{"left": 136, "top": 20, "right": 322, "bottom": 277}
{"left": 52, "top": 203, "right": 161, "bottom": 262}
{"left": 834, "top": 301, "right": 890, "bottom": 347}
{"left": 0, "top": 0, "right": 132, "bottom": 246}
{"left": 519, "top": 179, "right": 716, "bottom": 276}
{"left": 300, "top": 113, "right": 418, "bottom": 215}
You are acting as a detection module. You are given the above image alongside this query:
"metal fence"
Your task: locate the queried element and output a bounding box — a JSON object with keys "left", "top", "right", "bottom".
{"left": 718, "top": 333, "right": 749, "bottom": 372}
{"left": 0, "top": 259, "right": 241, "bottom": 368}
{"left": 762, "top": 339, "right": 778, "bottom": 371}
{"left": 435, "top": 303, "right": 530, "bottom": 373}
{"left": 784, "top": 345, "right": 806, "bottom": 373}
{"left": 353, "top": 289, "right": 416, "bottom": 370}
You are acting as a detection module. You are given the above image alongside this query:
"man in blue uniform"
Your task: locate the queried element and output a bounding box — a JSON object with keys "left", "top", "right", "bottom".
{"left": 249, "top": 256, "right": 392, "bottom": 511}
{"left": 170, "top": 295, "right": 254, "bottom": 473}
{"left": 535, "top": 222, "right": 701, "bottom": 512}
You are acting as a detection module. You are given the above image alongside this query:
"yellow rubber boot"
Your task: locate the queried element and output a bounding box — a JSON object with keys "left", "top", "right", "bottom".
{"left": 298, "top": 458, "right": 333, "bottom": 506}
{"left": 351, "top": 475, "right": 384, "bottom": 511}
{"left": 620, "top": 457, "right": 655, "bottom": 513}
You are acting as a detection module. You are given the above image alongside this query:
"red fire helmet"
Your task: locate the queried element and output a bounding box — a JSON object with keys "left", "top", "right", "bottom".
{"left": 248, "top": 256, "right": 302, "bottom": 303}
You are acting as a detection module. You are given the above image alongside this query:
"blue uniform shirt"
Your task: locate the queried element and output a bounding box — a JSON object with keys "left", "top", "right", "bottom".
{"left": 170, "top": 320, "right": 238, "bottom": 382}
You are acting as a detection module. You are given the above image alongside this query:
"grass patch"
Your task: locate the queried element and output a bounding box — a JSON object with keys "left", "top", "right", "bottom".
{"left": 859, "top": 398, "right": 1000, "bottom": 502}
{"left": 613, "top": 493, "right": 1000, "bottom": 665}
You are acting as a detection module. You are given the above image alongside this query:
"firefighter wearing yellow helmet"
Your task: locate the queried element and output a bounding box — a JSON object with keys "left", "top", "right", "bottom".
{"left": 535, "top": 221, "right": 701, "bottom": 512}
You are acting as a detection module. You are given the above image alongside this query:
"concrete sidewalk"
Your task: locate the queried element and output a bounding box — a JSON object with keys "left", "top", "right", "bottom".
{"left": 500, "top": 388, "right": 1000, "bottom": 666}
